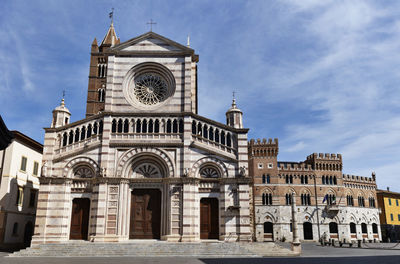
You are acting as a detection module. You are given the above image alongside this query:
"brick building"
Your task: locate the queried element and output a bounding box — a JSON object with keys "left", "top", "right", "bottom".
{"left": 249, "top": 138, "right": 381, "bottom": 242}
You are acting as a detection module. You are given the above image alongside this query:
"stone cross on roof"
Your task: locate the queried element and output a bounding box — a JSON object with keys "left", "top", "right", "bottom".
{"left": 147, "top": 19, "right": 157, "bottom": 31}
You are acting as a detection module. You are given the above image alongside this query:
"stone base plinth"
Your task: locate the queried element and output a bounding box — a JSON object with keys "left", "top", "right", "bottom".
{"left": 291, "top": 242, "right": 301, "bottom": 254}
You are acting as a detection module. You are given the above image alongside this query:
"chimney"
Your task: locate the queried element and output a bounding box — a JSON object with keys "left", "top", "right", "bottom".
{"left": 387, "top": 187, "right": 390, "bottom": 191}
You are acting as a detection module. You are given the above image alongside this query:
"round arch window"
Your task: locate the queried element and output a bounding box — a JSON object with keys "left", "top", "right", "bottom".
{"left": 133, "top": 163, "right": 162, "bottom": 178}
{"left": 199, "top": 166, "right": 220, "bottom": 178}
{"left": 73, "top": 166, "right": 94, "bottom": 178}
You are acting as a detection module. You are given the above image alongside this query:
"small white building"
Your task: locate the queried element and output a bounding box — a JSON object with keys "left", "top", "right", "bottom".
{"left": 0, "top": 131, "right": 42, "bottom": 248}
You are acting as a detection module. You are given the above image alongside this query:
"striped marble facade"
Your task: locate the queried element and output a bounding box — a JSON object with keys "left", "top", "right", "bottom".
{"left": 32, "top": 31, "right": 251, "bottom": 244}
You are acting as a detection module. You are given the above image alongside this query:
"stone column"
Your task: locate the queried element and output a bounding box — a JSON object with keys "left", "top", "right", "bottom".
{"left": 238, "top": 183, "right": 251, "bottom": 241}
{"left": 291, "top": 192, "right": 301, "bottom": 253}
{"left": 181, "top": 179, "right": 199, "bottom": 242}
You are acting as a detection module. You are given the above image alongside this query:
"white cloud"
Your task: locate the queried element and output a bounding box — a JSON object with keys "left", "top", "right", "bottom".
{"left": 286, "top": 141, "right": 306, "bottom": 152}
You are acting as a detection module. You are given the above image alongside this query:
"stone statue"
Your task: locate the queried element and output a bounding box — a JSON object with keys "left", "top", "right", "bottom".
{"left": 41, "top": 161, "right": 47, "bottom": 177}
{"left": 100, "top": 167, "right": 107, "bottom": 177}
{"left": 183, "top": 168, "right": 189, "bottom": 177}
{"left": 239, "top": 166, "right": 246, "bottom": 177}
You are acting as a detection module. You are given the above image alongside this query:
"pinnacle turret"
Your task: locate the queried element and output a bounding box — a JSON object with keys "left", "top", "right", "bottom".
{"left": 51, "top": 98, "right": 71, "bottom": 128}
{"left": 226, "top": 98, "right": 243, "bottom": 129}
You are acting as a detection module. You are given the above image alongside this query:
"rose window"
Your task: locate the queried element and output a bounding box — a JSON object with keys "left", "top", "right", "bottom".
{"left": 134, "top": 73, "right": 168, "bottom": 105}
{"left": 199, "top": 167, "right": 219, "bottom": 178}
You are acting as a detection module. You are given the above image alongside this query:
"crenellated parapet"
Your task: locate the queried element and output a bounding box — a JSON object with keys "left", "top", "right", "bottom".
{"left": 305, "top": 152, "right": 342, "bottom": 171}
{"left": 277, "top": 162, "right": 313, "bottom": 171}
{"left": 342, "top": 173, "right": 376, "bottom": 183}
{"left": 306, "top": 152, "right": 342, "bottom": 161}
{"left": 248, "top": 138, "right": 279, "bottom": 157}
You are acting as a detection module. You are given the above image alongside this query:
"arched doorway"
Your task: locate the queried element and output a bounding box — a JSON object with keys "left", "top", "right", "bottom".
{"left": 361, "top": 223, "right": 368, "bottom": 239}
{"left": 329, "top": 222, "right": 338, "bottom": 239}
{"left": 200, "top": 198, "right": 219, "bottom": 239}
{"left": 303, "top": 222, "right": 313, "bottom": 240}
{"left": 70, "top": 198, "right": 90, "bottom": 240}
{"left": 263, "top": 222, "right": 273, "bottom": 241}
{"left": 349, "top": 222, "right": 357, "bottom": 239}
{"left": 130, "top": 189, "right": 161, "bottom": 239}
{"left": 23, "top": 221, "right": 33, "bottom": 248}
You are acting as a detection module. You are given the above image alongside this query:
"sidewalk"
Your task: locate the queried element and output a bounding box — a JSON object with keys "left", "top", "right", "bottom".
{"left": 277, "top": 242, "right": 400, "bottom": 257}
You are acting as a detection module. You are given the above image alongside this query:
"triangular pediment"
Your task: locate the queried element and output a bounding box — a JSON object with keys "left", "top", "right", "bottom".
{"left": 111, "top": 31, "right": 194, "bottom": 54}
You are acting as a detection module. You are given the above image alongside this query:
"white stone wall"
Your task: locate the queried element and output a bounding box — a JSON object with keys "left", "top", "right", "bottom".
{"left": 106, "top": 55, "right": 193, "bottom": 114}
{"left": 0, "top": 138, "right": 42, "bottom": 245}
{"left": 255, "top": 205, "right": 381, "bottom": 242}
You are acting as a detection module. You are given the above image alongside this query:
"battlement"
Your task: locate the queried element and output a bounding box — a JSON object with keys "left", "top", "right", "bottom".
{"left": 306, "top": 153, "right": 342, "bottom": 161}
{"left": 249, "top": 138, "right": 278, "bottom": 146}
{"left": 249, "top": 138, "right": 279, "bottom": 157}
{"left": 343, "top": 173, "right": 376, "bottom": 183}
{"left": 278, "top": 162, "right": 312, "bottom": 171}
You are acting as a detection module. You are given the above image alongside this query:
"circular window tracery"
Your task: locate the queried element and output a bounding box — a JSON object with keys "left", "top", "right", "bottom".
{"left": 73, "top": 166, "right": 94, "bottom": 178}
{"left": 199, "top": 166, "right": 220, "bottom": 178}
{"left": 134, "top": 73, "right": 168, "bottom": 105}
{"left": 133, "top": 163, "right": 162, "bottom": 178}
{"left": 122, "top": 63, "right": 176, "bottom": 110}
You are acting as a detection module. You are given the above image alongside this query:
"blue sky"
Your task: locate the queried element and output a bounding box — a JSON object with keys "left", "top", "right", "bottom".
{"left": 1, "top": 0, "right": 400, "bottom": 191}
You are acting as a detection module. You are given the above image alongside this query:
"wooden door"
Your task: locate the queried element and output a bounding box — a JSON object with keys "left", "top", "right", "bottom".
{"left": 70, "top": 198, "right": 90, "bottom": 240}
{"left": 130, "top": 189, "right": 161, "bottom": 239}
{"left": 200, "top": 198, "right": 219, "bottom": 239}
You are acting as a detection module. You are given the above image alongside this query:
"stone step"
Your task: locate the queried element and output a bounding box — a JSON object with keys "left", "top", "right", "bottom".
{"left": 10, "top": 242, "right": 297, "bottom": 257}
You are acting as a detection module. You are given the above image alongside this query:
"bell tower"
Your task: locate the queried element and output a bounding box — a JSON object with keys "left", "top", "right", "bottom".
{"left": 85, "top": 22, "right": 120, "bottom": 117}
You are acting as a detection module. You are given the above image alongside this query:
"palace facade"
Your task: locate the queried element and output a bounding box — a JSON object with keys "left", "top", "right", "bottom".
{"left": 250, "top": 139, "right": 381, "bottom": 242}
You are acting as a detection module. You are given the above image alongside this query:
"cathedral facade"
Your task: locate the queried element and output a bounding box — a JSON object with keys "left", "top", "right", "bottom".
{"left": 32, "top": 24, "right": 251, "bottom": 244}
{"left": 33, "top": 23, "right": 382, "bottom": 246}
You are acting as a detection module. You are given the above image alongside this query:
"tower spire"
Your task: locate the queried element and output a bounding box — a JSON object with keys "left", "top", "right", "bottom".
{"left": 100, "top": 12, "right": 119, "bottom": 49}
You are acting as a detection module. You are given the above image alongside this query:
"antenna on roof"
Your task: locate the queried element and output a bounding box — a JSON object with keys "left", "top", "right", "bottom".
{"left": 187, "top": 35, "right": 190, "bottom": 47}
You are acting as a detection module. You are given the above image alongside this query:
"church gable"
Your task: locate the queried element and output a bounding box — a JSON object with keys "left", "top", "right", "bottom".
{"left": 111, "top": 31, "right": 194, "bottom": 54}
{"left": 121, "top": 38, "right": 181, "bottom": 52}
